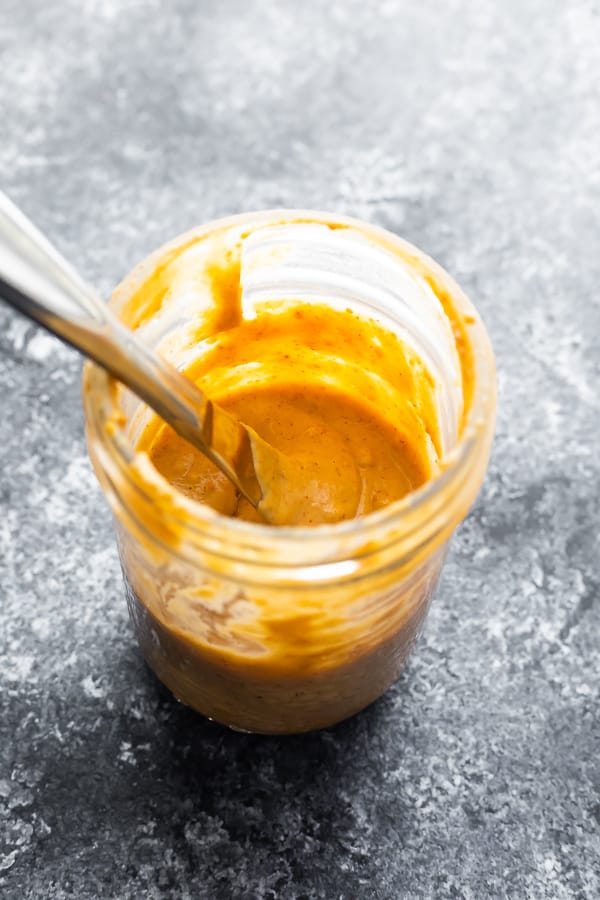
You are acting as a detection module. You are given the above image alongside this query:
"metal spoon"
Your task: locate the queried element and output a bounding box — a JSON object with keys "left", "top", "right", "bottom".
{"left": 0, "top": 191, "right": 274, "bottom": 515}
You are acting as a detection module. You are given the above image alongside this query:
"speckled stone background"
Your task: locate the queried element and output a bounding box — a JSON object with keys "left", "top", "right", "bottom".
{"left": 1, "top": 1, "right": 599, "bottom": 897}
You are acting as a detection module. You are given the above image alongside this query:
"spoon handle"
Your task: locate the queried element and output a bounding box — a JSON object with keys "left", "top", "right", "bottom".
{"left": 0, "top": 191, "right": 262, "bottom": 506}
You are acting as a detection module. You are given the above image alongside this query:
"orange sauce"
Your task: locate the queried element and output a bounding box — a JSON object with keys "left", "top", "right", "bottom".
{"left": 142, "top": 297, "right": 436, "bottom": 525}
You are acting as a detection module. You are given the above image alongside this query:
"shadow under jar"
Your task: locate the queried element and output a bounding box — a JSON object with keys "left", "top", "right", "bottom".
{"left": 82, "top": 210, "right": 496, "bottom": 735}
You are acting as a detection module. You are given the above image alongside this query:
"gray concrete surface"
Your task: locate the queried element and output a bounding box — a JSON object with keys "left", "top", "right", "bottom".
{"left": 1, "top": 0, "right": 599, "bottom": 897}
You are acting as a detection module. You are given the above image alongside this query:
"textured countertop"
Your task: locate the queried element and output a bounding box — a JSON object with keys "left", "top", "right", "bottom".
{"left": 1, "top": 1, "right": 599, "bottom": 897}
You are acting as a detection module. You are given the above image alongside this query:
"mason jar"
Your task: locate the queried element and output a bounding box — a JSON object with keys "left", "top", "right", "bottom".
{"left": 82, "top": 210, "right": 496, "bottom": 734}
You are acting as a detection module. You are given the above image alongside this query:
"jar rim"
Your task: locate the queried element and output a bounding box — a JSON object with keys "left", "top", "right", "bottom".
{"left": 83, "top": 209, "right": 496, "bottom": 571}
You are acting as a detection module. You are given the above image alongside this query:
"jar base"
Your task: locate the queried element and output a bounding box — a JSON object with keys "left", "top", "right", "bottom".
{"left": 124, "top": 575, "right": 432, "bottom": 735}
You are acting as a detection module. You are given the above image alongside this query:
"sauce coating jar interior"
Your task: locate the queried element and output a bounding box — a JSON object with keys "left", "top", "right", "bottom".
{"left": 82, "top": 210, "right": 496, "bottom": 735}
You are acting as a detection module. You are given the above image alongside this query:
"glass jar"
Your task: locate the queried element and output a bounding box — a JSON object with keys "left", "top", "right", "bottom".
{"left": 82, "top": 210, "right": 496, "bottom": 734}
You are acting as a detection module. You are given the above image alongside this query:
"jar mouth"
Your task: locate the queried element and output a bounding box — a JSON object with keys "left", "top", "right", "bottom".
{"left": 83, "top": 209, "right": 496, "bottom": 571}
